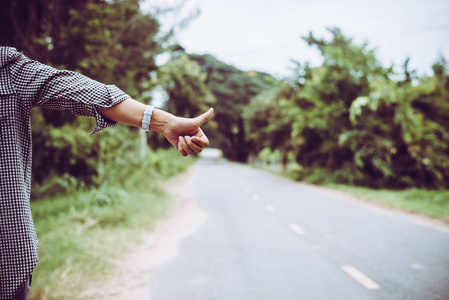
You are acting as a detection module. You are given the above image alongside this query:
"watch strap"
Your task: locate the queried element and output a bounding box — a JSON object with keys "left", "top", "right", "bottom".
{"left": 141, "top": 105, "right": 154, "bottom": 132}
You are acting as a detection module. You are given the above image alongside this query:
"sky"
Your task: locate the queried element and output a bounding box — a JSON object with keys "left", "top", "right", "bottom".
{"left": 143, "top": 0, "right": 449, "bottom": 78}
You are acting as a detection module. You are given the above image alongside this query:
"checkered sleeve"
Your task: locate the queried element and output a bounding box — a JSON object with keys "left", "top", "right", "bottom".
{"left": 8, "top": 49, "right": 131, "bottom": 134}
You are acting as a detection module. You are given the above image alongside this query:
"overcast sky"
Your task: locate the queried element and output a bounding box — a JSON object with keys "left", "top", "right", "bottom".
{"left": 144, "top": 0, "right": 449, "bottom": 78}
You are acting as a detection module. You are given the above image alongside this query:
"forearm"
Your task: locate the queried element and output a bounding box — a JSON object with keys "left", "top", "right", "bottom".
{"left": 96, "top": 98, "right": 213, "bottom": 156}
{"left": 96, "top": 98, "right": 173, "bottom": 134}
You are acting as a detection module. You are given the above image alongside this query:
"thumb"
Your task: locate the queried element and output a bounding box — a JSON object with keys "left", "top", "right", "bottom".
{"left": 194, "top": 108, "right": 214, "bottom": 127}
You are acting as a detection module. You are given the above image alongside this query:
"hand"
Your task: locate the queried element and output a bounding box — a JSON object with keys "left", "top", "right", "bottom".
{"left": 162, "top": 108, "right": 214, "bottom": 157}
{"left": 96, "top": 99, "right": 213, "bottom": 157}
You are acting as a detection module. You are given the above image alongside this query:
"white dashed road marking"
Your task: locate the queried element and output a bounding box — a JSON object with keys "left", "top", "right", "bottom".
{"left": 265, "top": 205, "right": 275, "bottom": 213}
{"left": 341, "top": 265, "right": 380, "bottom": 290}
{"left": 289, "top": 224, "right": 306, "bottom": 235}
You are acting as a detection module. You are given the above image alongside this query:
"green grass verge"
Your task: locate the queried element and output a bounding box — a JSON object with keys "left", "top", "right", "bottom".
{"left": 29, "top": 149, "right": 194, "bottom": 300}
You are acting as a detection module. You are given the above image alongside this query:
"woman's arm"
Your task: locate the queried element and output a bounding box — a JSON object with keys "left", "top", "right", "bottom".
{"left": 96, "top": 98, "right": 213, "bottom": 156}
{"left": 7, "top": 47, "right": 212, "bottom": 155}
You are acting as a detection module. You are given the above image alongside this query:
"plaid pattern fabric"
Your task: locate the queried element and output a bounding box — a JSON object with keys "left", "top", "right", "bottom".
{"left": 0, "top": 47, "right": 130, "bottom": 299}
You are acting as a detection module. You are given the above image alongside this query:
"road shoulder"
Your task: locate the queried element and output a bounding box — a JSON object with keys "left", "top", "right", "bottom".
{"left": 77, "top": 165, "right": 207, "bottom": 299}
{"left": 255, "top": 166, "right": 449, "bottom": 234}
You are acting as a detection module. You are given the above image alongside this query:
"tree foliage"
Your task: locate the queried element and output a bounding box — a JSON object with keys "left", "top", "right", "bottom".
{"left": 146, "top": 52, "right": 217, "bottom": 149}
{"left": 159, "top": 53, "right": 216, "bottom": 117}
{"left": 244, "top": 28, "right": 449, "bottom": 189}
{"left": 189, "top": 54, "right": 275, "bottom": 161}
{"left": 0, "top": 0, "right": 172, "bottom": 193}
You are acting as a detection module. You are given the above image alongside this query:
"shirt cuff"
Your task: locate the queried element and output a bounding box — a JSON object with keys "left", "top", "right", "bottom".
{"left": 89, "top": 85, "right": 130, "bottom": 135}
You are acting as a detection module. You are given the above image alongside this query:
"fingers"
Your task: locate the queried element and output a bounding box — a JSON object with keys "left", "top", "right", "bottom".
{"left": 177, "top": 136, "right": 207, "bottom": 157}
{"left": 175, "top": 110, "right": 213, "bottom": 157}
{"left": 185, "top": 136, "right": 203, "bottom": 153}
{"left": 191, "top": 136, "right": 209, "bottom": 148}
{"left": 177, "top": 139, "right": 188, "bottom": 157}
{"left": 193, "top": 108, "right": 214, "bottom": 127}
{"left": 179, "top": 136, "right": 194, "bottom": 155}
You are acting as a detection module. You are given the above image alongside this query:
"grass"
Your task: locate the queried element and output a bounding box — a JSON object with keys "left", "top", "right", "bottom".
{"left": 29, "top": 148, "right": 194, "bottom": 300}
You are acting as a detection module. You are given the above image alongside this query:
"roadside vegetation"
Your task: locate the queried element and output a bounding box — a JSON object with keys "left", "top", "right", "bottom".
{"left": 244, "top": 29, "right": 449, "bottom": 190}
{"left": 240, "top": 29, "right": 448, "bottom": 224}
{"left": 30, "top": 148, "right": 194, "bottom": 299}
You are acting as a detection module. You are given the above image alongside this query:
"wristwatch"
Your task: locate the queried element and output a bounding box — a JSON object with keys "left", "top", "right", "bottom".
{"left": 141, "top": 105, "right": 155, "bottom": 131}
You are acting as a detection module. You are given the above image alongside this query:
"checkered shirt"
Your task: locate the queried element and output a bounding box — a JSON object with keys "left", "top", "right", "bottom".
{"left": 0, "top": 47, "right": 130, "bottom": 299}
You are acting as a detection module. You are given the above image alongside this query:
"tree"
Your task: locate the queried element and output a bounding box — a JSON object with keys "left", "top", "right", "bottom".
{"left": 158, "top": 53, "right": 215, "bottom": 117}
{"left": 297, "top": 28, "right": 449, "bottom": 188}
{"left": 189, "top": 54, "right": 274, "bottom": 161}
{"left": 244, "top": 82, "right": 295, "bottom": 169}
{"left": 0, "top": 0, "right": 164, "bottom": 191}
{"left": 144, "top": 52, "right": 216, "bottom": 149}
{"left": 244, "top": 28, "right": 449, "bottom": 188}
{"left": 288, "top": 28, "right": 386, "bottom": 174}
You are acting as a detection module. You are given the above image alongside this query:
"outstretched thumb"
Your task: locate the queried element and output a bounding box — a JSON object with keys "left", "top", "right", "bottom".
{"left": 194, "top": 108, "right": 214, "bottom": 126}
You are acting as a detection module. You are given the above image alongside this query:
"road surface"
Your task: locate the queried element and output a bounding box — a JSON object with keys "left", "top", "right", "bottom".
{"left": 150, "top": 158, "right": 449, "bottom": 300}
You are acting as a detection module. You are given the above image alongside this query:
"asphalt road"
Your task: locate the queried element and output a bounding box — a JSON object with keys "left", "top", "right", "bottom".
{"left": 151, "top": 158, "right": 449, "bottom": 300}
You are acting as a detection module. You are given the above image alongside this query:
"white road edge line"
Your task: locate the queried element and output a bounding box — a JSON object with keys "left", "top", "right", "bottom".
{"left": 265, "top": 205, "right": 275, "bottom": 213}
{"left": 289, "top": 224, "right": 305, "bottom": 235}
{"left": 341, "top": 265, "right": 380, "bottom": 290}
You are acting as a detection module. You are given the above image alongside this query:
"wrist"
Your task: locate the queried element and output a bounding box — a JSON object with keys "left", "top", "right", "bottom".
{"left": 149, "top": 109, "right": 174, "bottom": 135}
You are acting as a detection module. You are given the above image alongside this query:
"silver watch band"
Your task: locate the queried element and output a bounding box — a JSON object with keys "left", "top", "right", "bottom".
{"left": 141, "top": 105, "right": 155, "bottom": 131}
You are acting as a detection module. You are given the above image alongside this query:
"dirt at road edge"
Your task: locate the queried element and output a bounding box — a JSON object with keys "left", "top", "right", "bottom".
{"left": 77, "top": 165, "right": 207, "bottom": 300}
